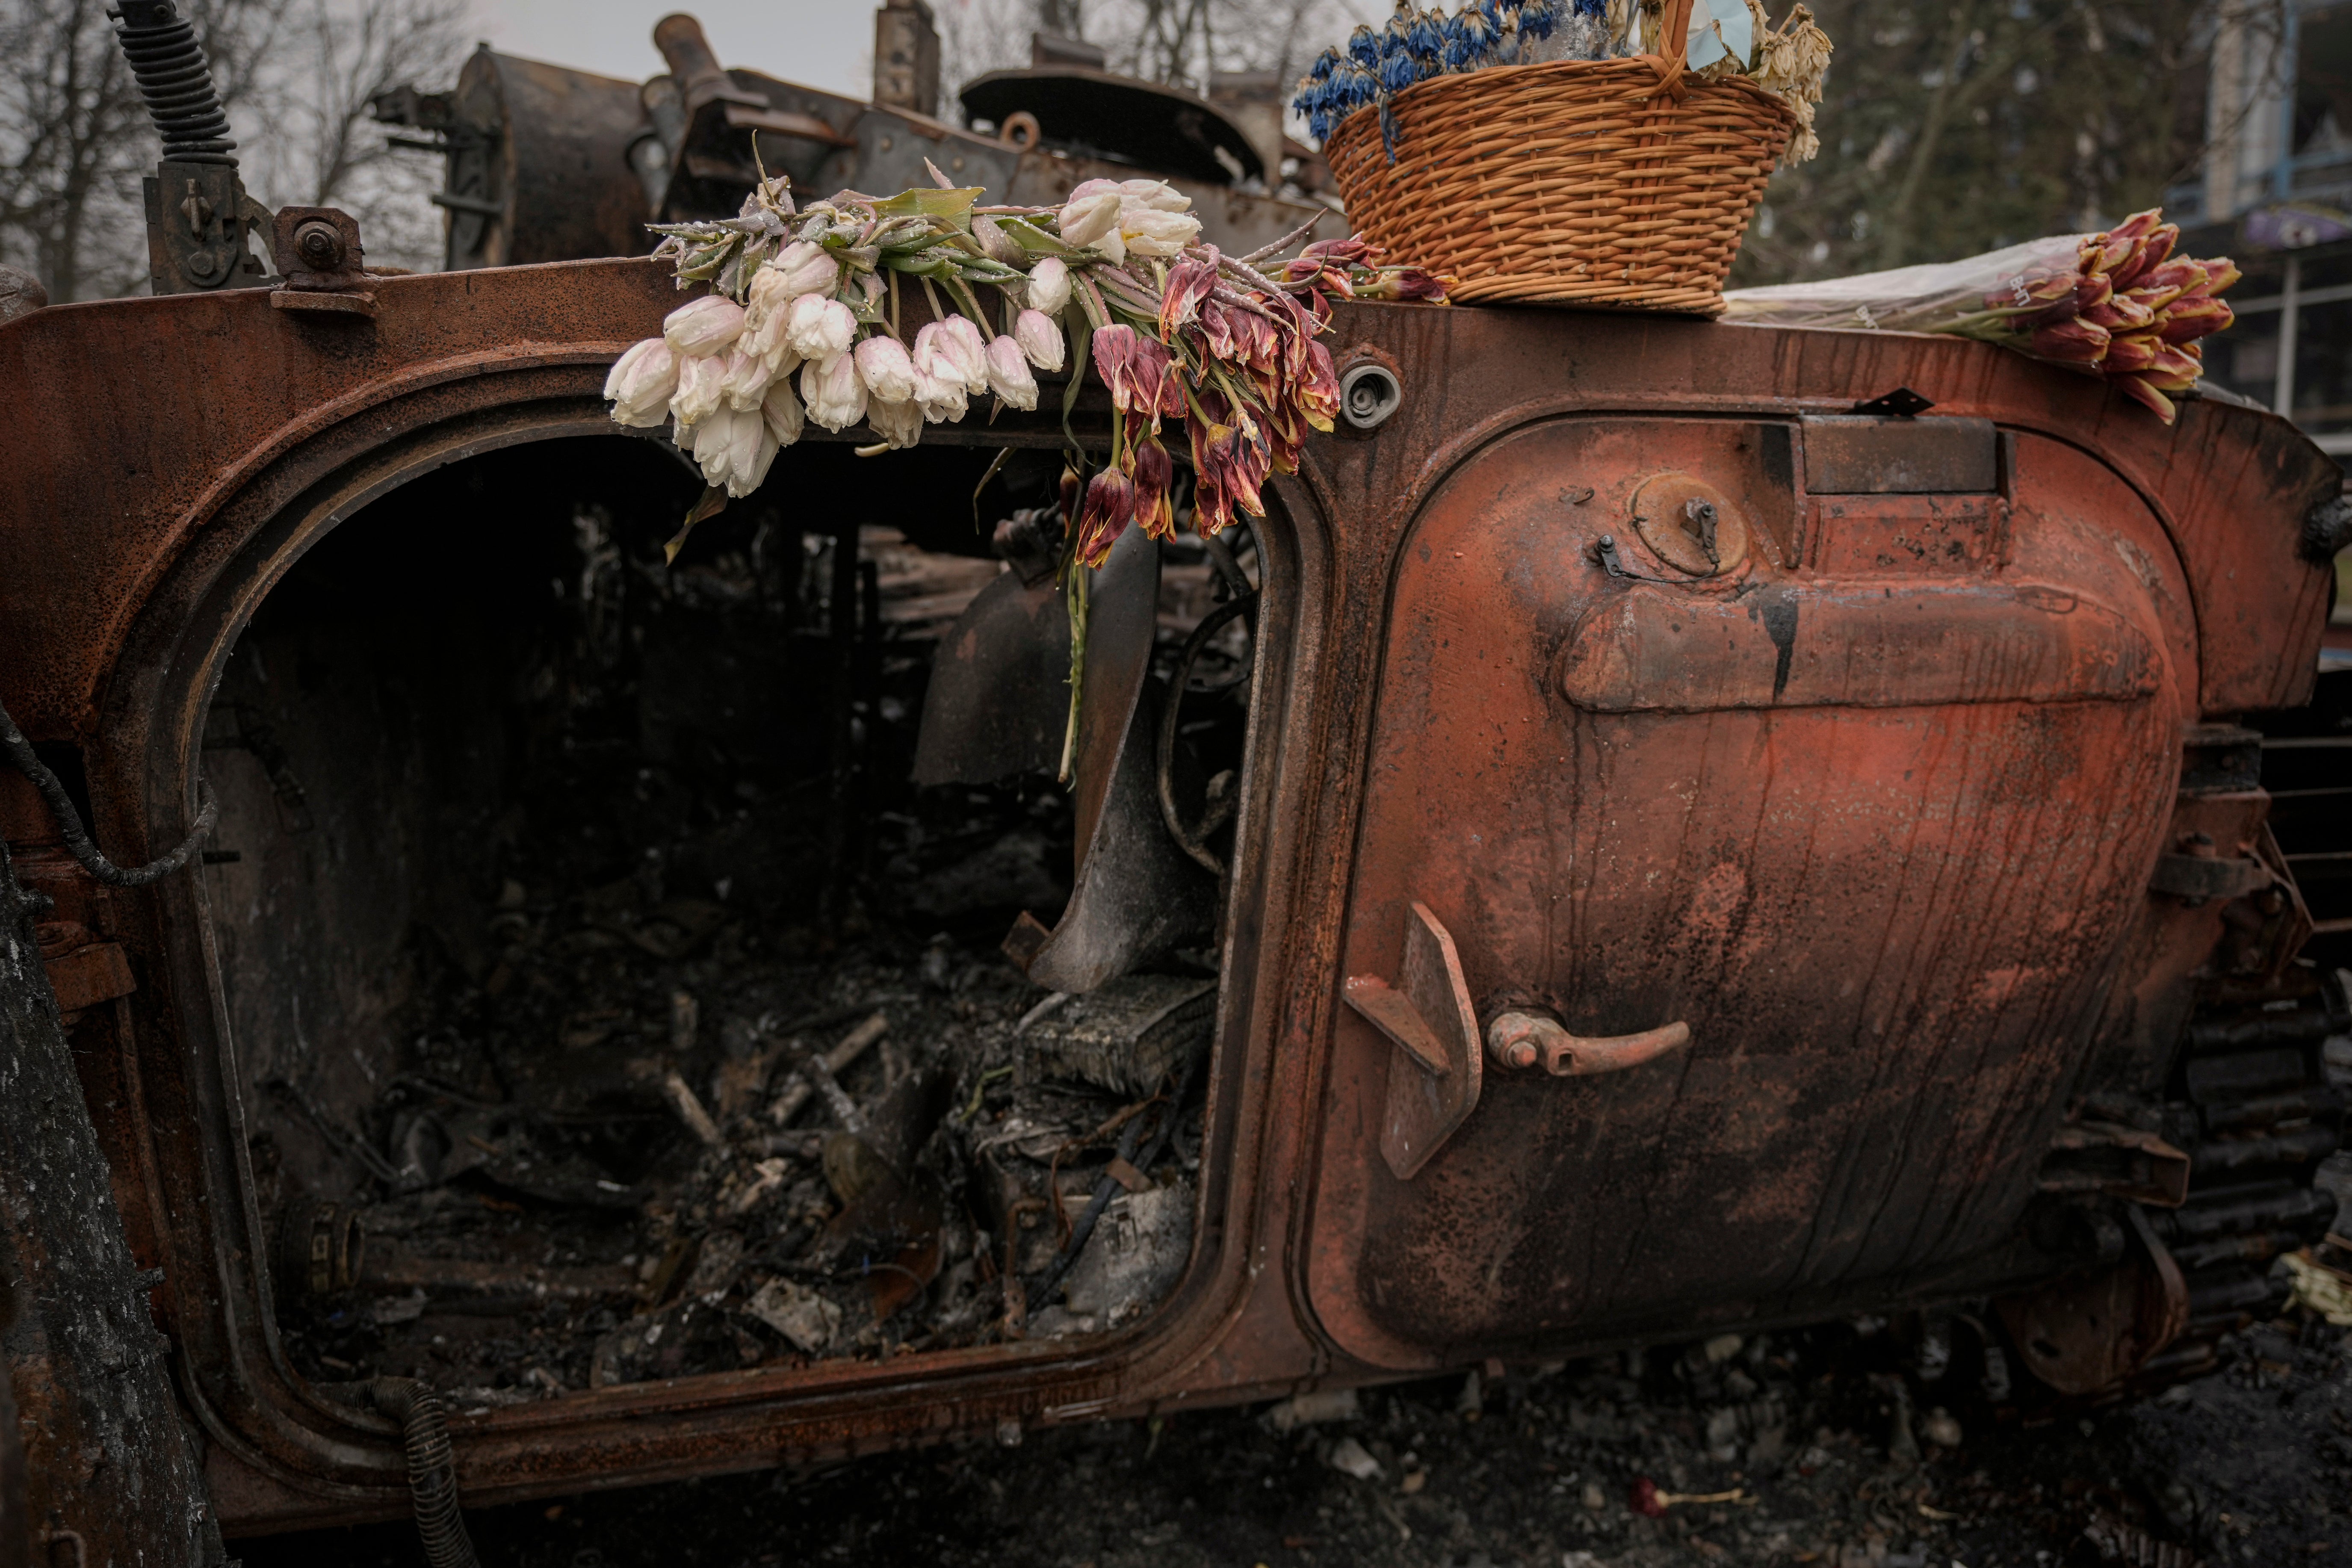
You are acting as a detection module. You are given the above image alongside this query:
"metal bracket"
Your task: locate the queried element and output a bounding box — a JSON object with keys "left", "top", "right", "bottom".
{"left": 2149, "top": 836, "right": 2272, "bottom": 903}
{"left": 1343, "top": 902, "right": 1481, "bottom": 1180}
{"left": 1593, "top": 533, "right": 1683, "bottom": 585}
{"left": 2035, "top": 1120, "right": 2191, "bottom": 1208}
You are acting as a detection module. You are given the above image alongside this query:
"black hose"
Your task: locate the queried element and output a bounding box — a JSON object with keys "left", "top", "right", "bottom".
{"left": 1031, "top": 1046, "right": 1205, "bottom": 1305}
{"left": 369, "top": 1379, "right": 481, "bottom": 1568}
{"left": 0, "top": 697, "right": 214, "bottom": 888}
{"left": 108, "top": 2, "right": 238, "bottom": 165}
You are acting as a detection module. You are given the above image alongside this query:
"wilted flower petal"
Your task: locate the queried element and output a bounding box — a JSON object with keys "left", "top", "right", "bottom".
{"left": 1128, "top": 437, "right": 1175, "bottom": 540}
{"left": 753, "top": 240, "right": 839, "bottom": 310}
{"left": 854, "top": 335, "right": 919, "bottom": 403}
{"left": 720, "top": 346, "right": 772, "bottom": 412}
{"left": 762, "top": 373, "right": 804, "bottom": 448}
{"left": 801, "top": 352, "right": 869, "bottom": 432}
{"left": 913, "top": 357, "right": 968, "bottom": 423}
{"left": 606, "top": 338, "right": 680, "bottom": 428}
{"left": 866, "top": 396, "right": 925, "bottom": 449}
{"left": 985, "top": 335, "right": 1038, "bottom": 409}
{"left": 664, "top": 295, "right": 746, "bottom": 358}
{"left": 1059, "top": 190, "right": 1125, "bottom": 249}
{"left": 1121, "top": 207, "right": 1202, "bottom": 258}
{"left": 1158, "top": 257, "right": 1217, "bottom": 339}
{"left": 2101, "top": 333, "right": 2160, "bottom": 375}
{"left": 2114, "top": 372, "right": 2177, "bottom": 424}
{"left": 2030, "top": 317, "right": 2112, "bottom": 366}
{"left": 1025, "top": 257, "right": 1072, "bottom": 316}
{"left": 942, "top": 315, "right": 992, "bottom": 394}
{"left": 671, "top": 349, "right": 727, "bottom": 425}
{"left": 2158, "top": 296, "right": 2233, "bottom": 344}
{"left": 1075, "top": 469, "right": 1136, "bottom": 567}
{"left": 1117, "top": 178, "right": 1191, "bottom": 213}
{"left": 1014, "top": 308, "right": 1065, "bottom": 371}
{"left": 785, "top": 292, "right": 856, "bottom": 362}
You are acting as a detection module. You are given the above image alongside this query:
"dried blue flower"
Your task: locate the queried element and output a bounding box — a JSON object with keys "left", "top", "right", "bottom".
{"left": 1347, "top": 23, "right": 1380, "bottom": 67}
{"left": 1377, "top": 20, "right": 1420, "bottom": 94}
{"left": 1407, "top": 6, "right": 1447, "bottom": 60}
{"left": 1520, "top": 0, "right": 1559, "bottom": 42}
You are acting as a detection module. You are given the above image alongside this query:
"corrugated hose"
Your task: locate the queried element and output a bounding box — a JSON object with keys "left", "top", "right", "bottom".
{"left": 369, "top": 1378, "right": 481, "bottom": 1568}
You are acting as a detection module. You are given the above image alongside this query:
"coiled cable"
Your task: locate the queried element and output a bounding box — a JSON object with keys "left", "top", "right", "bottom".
{"left": 369, "top": 1378, "right": 481, "bottom": 1568}
{"left": 108, "top": 2, "right": 237, "bottom": 165}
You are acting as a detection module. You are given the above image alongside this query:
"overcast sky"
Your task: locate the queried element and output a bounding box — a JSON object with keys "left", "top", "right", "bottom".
{"left": 474, "top": 1, "right": 890, "bottom": 98}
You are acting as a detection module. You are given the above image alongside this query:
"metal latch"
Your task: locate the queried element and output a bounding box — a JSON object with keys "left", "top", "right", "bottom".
{"left": 1343, "top": 902, "right": 1481, "bottom": 1181}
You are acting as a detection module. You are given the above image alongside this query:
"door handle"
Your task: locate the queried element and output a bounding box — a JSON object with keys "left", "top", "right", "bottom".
{"left": 1486, "top": 1010, "right": 1690, "bottom": 1076}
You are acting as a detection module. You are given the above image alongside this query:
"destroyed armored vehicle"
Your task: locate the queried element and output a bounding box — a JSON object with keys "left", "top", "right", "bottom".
{"left": 0, "top": 3, "right": 2348, "bottom": 1558}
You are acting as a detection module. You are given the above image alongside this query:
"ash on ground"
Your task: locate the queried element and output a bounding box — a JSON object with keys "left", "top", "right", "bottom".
{"left": 244, "top": 1308, "right": 2352, "bottom": 1568}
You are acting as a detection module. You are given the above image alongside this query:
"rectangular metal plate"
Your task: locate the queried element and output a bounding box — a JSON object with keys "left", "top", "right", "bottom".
{"left": 1802, "top": 415, "right": 1997, "bottom": 494}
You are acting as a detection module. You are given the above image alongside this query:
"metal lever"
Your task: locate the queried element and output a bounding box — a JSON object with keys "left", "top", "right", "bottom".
{"left": 1486, "top": 1010, "right": 1690, "bottom": 1077}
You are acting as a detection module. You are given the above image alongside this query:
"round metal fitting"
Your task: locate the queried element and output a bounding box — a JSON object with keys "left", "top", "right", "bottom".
{"left": 1339, "top": 363, "right": 1403, "bottom": 431}
{"left": 1000, "top": 111, "right": 1041, "bottom": 150}
{"left": 293, "top": 219, "right": 346, "bottom": 271}
{"left": 1628, "top": 472, "right": 1749, "bottom": 578}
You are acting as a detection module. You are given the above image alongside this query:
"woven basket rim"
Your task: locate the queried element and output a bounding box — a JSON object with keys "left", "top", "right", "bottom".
{"left": 1321, "top": 54, "right": 1800, "bottom": 156}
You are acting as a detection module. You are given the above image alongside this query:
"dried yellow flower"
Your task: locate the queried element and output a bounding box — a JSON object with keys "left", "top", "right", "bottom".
{"left": 1752, "top": 3, "right": 1832, "bottom": 162}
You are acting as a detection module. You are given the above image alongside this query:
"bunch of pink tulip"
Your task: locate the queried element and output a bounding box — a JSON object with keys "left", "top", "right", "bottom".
{"left": 1959, "top": 209, "right": 2239, "bottom": 424}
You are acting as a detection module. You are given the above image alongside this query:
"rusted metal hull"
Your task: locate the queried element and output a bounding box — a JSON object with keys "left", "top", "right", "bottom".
{"left": 0, "top": 261, "right": 2335, "bottom": 1533}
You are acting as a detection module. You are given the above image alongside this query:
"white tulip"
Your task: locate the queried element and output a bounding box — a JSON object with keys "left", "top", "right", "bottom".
{"left": 910, "top": 351, "right": 968, "bottom": 424}
{"left": 1013, "top": 308, "right": 1064, "bottom": 372}
{"left": 801, "top": 352, "right": 868, "bottom": 432}
{"left": 854, "top": 335, "right": 918, "bottom": 404}
{"left": 670, "top": 350, "right": 725, "bottom": 426}
{"left": 605, "top": 338, "right": 679, "bottom": 428}
{"left": 940, "top": 315, "right": 992, "bottom": 394}
{"left": 692, "top": 405, "right": 777, "bottom": 498}
{"left": 720, "top": 346, "right": 773, "bottom": 412}
{"left": 1120, "top": 207, "right": 1202, "bottom": 258}
{"left": 762, "top": 373, "right": 804, "bottom": 448}
{"left": 742, "top": 300, "right": 804, "bottom": 375}
{"left": 663, "top": 294, "right": 745, "bottom": 357}
{"left": 784, "top": 292, "right": 856, "bottom": 362}
{"left": 866, "top": 397, "right": 925, "bottom": 449}
{"left": 751, "top": 240, "right": 838, "bottom": 311}
{"left": 1118, "top": 178, "right": 1191, "bottom": 213}
{"left": 1025, "top": 256, "right": 1071, "bottom": 317}
{"left": 1058, "top": 189, "right": 1124, "bottom": 250}
{"left": 984, "top": 335, "right": 1039, "bottom": 410}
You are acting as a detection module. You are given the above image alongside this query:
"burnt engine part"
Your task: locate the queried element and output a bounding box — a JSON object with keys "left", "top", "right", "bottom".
{"left": 112, "top": 0, "right": 271, "bottom": 294}
{"left": 369, "top": 11, "right": 1331, "bottom": 274}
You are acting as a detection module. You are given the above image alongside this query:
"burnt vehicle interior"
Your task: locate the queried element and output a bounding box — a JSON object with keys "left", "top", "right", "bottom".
{"left": 205, "top": 430, "right": 1262, "bottom": 1398}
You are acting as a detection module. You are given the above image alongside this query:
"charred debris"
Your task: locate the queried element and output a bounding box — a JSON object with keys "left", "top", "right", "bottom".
{"left": 211, "top": 436, "right": 1257, "bottom": 1401}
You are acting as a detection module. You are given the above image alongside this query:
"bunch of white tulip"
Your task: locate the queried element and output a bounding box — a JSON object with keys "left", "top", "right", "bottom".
{"left": 1052, "top": 178, "right": 1205, "bottom": 266}
{"left": 610, "top": 175, "right": 1105, "bottom": 497}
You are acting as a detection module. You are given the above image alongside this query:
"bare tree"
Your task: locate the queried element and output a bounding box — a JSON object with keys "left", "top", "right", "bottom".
{"left": 237, "top": 0, "right": 471, "bottom": 268}
{"left": 0, "top": 0, "right": 471, "bottom": 299}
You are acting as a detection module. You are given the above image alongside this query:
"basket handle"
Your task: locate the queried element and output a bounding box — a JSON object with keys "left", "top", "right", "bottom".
{"left": 1641, "top": 0, "right": 1698, "bottom": 103}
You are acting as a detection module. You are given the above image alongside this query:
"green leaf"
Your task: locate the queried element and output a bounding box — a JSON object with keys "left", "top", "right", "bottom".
{"left": 994, "top": 217, "right": 1084, "bottom": 258}
{"left": 664, "top": 486, "right": 729, "bottom": 565}
{"left": 872, "top": 186, "right": 984, "bottom": 230}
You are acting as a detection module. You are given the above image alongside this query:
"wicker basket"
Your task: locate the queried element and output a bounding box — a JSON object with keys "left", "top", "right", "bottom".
{"left": 1322, "top": 0, "right": 1797, "bottom": 315}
